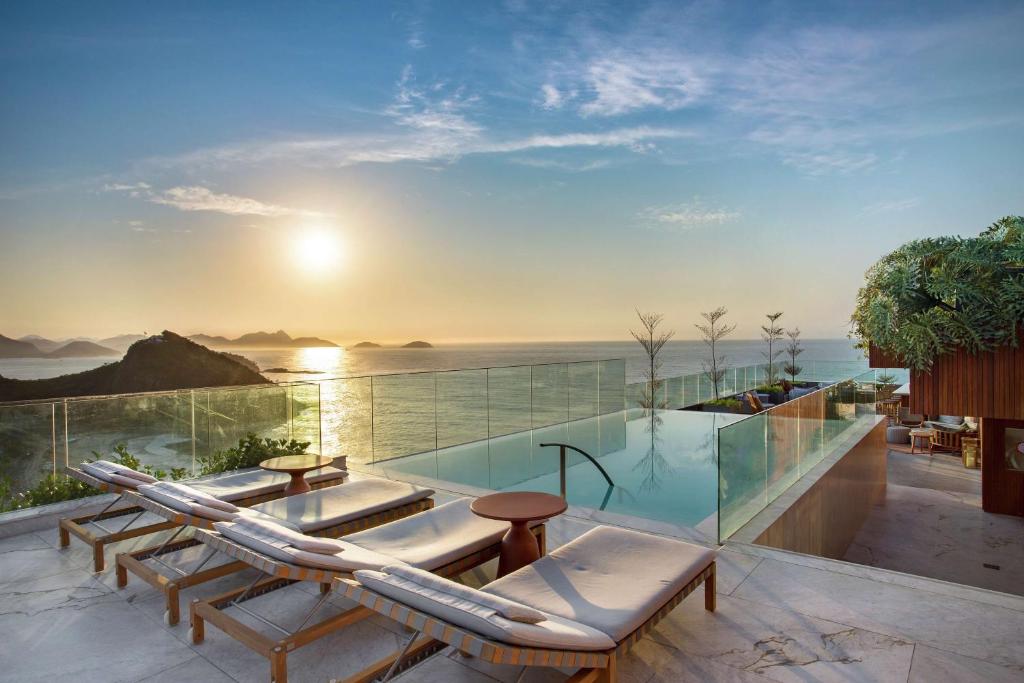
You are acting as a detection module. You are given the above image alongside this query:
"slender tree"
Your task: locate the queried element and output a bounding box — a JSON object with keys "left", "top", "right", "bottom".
{"left": 695, "top": 306, "right": 736, "bottom": 400}
{"left": 630, "top": 310, "right": 674, "bottom": 410}
{"left": 761, "top": 311, "right": 784, "bottom": 385}
{"left": 783, "top": 328, "right": 803, "bottom": 382}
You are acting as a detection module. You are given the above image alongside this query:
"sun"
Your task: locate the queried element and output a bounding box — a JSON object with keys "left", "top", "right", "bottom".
{"left": 293, "top": 227, "right": 344, "bottom": 273}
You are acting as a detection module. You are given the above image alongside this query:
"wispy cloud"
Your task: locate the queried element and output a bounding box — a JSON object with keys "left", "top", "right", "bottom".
{"left": 540, "top": 84, "right": 566, "bottom": 109}
{"left": 861, "top": 197, "right": 921, "bottom": 214}
{"left": 149, "top": 186, "right": 323, "bottom": 217}
{"left": 103, "top": 182, "right": 152, "bottom": 197}
{"left": 639, "top": 199, "right": 740, "bottom": 231}
{"left": 509, "top": 157, "right": 610, "bottom": 172}
{"left": 577, "top": 52, "right": 706, "bottom": 117}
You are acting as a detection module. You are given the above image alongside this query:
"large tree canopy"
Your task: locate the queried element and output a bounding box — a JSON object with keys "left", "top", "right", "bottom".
{"left": 852, "top": 216, "right": 1024, "bottom": 371}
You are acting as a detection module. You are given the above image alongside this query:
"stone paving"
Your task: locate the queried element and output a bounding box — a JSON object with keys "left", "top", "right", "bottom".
{"left": 1, "top": 477, "right": 1023, "bottom": 682}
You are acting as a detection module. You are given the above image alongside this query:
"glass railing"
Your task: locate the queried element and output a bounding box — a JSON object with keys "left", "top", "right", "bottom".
{"left": 320, "top": 359, "right": 626, "bottom": 468}
{"left": 0, "top": 382, "right": 321, "bottom": 503}
{"left": 717, "top": 368, "right": 882, "bottom": 541}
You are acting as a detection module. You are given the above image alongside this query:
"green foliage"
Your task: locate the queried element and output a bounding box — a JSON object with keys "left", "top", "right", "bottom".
{"left": 756, "top": 384, "right": 784, "bottom": 394}
{"left": 705, "top": 398, "right": 743, "bottom": 410}
{"left": 852, "top": 216, "right": 1024, "bottom": 371}
{"left": 761, "top": 312, "right": 785, "bottom": 384}
{"left": 95, "top": 444, "right": 188, "bottom": 482}
{"left": 197, "top": 433, "right": 310, "bottom": 475}
{"left": 783, "top": 328, "right": 803, "bottom": 382}
{"left": 0, "top": 473, "right": 98, "bottom": 512}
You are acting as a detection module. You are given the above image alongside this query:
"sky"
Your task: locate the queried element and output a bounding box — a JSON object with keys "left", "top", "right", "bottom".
{"left": 1, "top": 0, "right": 1022, "bottom": 344}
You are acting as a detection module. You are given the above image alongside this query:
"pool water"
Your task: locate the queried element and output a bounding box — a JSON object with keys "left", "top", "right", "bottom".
{"left": 375, "top": 408, "right": 747, "bottom": 529}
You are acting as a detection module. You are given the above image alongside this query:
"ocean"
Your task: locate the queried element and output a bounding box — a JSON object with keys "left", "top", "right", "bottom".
{"left": 0, "top": 338, "right": 865, "bottom": 385}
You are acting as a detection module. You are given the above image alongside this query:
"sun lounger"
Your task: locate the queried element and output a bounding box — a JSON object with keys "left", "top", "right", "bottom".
{"left": 187, "top": 498, "right": 546, "bottom": 683}
{"left": 59, "top": 461, "right": 347, "bottom": 571}
{"left": 338, "top": 525, "right": 716, "bottom": 683}
{"left": 114, "top": 477, "right": 434, "bottom": 625}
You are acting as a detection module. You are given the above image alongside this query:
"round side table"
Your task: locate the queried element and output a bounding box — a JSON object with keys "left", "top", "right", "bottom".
{"left": 470, "top": 491, "right": 567, "bottom": 577}
{"left": 259, "top": 455, "right": 334, "bottom": 496}
{"left": 909, "top": 429, "right": 934, "bottom": 455}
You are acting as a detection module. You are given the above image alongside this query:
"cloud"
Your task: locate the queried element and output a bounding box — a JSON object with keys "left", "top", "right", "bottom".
{"left": 148, "top": 186, "right": 323, "bottom": 217}
{"left": 509, "top": 157, "right": 611, "bottom": 172}
{"left": 861, "top": 197, "right": 921, "bottom": 214}
{"left": 103, "top": 182, "right": 152, "bottom": 197}
{"left": 540, "top": 84, "right": 564, "bottom": 109}
{"left": 577, "top": 53, "right": 706, "bottom": 117}
{"left": 639, "top": 199, "right": 740, "bottom": 231}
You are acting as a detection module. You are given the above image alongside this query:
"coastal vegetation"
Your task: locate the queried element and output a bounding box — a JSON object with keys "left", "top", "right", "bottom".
{"left": 783, "top": 328, "right": 803, "bottom": 382}
{"left": 197, "top": 433, "right": 311, "bottom": 475}
{"left": 852, "top": 215, "right": 1024, "bottom": 371}
{"left": 695, "top": 306, "right": 735, "bottom": 400}
{"left": 631, "top": 310, "right": 674, "bottom": 410}
{"left": 761, "top": 312, "right": 785, "bottom": 385}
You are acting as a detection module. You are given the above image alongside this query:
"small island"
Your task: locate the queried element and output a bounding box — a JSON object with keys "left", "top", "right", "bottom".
{"left": 402, "top": 340, "right": 433, "bottom": 348}
{"left": 351, "top": 341, "right": 381, "bottom": 348}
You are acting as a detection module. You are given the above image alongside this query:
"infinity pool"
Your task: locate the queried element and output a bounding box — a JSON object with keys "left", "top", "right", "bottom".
{"left": 374, "top": 408, "right": 747, "bottom": 530}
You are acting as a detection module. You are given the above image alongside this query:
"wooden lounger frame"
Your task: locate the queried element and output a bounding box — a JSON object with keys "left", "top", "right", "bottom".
{"left": 188, "top": 523, "right": 547, "bottom": 683}
{"left": 114, "top": 491, "right": 433, "bottom": 626}
{"left": 58, "top": 466, "right": 344, "bottom": 572}
{"left": 337, "top": 560, "right": 715, "bottom": 683}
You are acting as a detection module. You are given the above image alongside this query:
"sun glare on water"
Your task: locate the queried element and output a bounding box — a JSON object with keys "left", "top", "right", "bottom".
{"left": 293, "top": 227, "right": 344, "bottom": 273}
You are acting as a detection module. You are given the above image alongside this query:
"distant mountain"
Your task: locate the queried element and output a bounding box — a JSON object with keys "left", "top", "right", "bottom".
{"left": 402, "top": 340, "right": 433, "bottom": 348}
{"left": 188, "top": 330, "right": 337, "bottom": 348}
{"left": 46, "top": 341, "right": 119, "bottom": 358}
{"left": 0, "top": 331, "right": 268, "bottom": 402}
{"left": 0, "top": 334, "right": 43, "bottom": 358}
{"left": 351, "top": 341, "right": 381, "bottom": 348}
{"left": 99, "top": 334, "right": 148, "bottom": 352}
{"left": 17, "top": 335, "right": 63, "bottom": 353}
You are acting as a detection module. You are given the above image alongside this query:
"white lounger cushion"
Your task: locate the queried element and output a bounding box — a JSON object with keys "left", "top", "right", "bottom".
{"left": 148, "top": 481, "right": 238, "bottom": 513}
{"left": 137, "top": 483, "right": 290, "bottom": 526}
{"left": 231, "top": 516, "right": 348, "bottom": 554}
{"left": 354, "top": 569, "right": 616, "bottom": 651}
{"left": 484, "top": 526, "right": 715, "bottom": 642}
{"left": 80, "top": 461, "right": 158, "bottom": 487}
{"left": 215, "top": 520, "right": 398, "bottom": 572}
{"left": 249, "top": 479, "right": 434, "bottom": 533}
{"left": 191, "top": 466, "right": 346, "bottom": 502}
{"left": 383, "top": 565, "right": 545, "bottom": 623}
{"left": 343, "top": 498, "right": 513, "bottom": 570}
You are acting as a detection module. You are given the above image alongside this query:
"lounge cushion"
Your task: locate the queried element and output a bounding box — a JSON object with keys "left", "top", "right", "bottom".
{"left": 214, "top": 520, "right": 397, "bottom": 572}
{"left": 138, "top": 483, "right": 289, "bottom": 526}
{"left": 382, "top": 565, "right": 545, "bottom": 623}
{"left": 190, "top": 466, "right": 347, "bottom": 502}
{"left": 148, "top": 481, "right": 238, "bottom": 513}
{"left": 353, "top": 570, "right": 615, "bottom": 651}
{"left": 249, "top": 479, "right": 433, "bottom": 533}
{"left": 484, "top": 526, "right": 715, "bottom": 642}
{"left": 344, "top": 498, "right": 514, "bottom": 570}
{"left": 80, "top": 461, "right": 158, "bottom": 487}
{"left": 231, "top": 516, "right": 348, "bottom": 554}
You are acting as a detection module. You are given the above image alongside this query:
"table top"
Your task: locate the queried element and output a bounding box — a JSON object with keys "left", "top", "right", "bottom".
{"left": 470, "top": 491, "right": 567, "bottom": 523}
{"left": 259, "top": 454, "right": 333, "bottom": 473}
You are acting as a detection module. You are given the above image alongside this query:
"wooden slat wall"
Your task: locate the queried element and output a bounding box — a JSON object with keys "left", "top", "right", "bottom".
{"left": 908, "top": 343, "right": 1024, "bottom": 420}
{"left": 981, "top": 418, "right": 1024, "bottom": 516}
{"left": 868, "top": 344, "right": 903, "bottom": 369}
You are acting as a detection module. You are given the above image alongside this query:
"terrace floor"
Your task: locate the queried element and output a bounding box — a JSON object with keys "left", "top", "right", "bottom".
{"left": 1, "top": 472, "right": 1023, "bottom": 682}
{"left": 843, "top": 449, "right": 1024, "bottom": 596}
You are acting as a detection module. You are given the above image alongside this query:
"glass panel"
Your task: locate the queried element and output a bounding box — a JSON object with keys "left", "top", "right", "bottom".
{"left": 320, "top": 376, "right": 372, "bottom": 467}
{"left": 766, "top": 400, "right": 800, "bottom": 499}
{"left": 204, "top": 384, "right": 296, "bottom": 461}
{"left": 598, "top": 360, "right": 625, "bottom": 416}
{"left": 664, "top": 375, "right": 683, "bottom": 409}
{"left": 289, "top": 382, "right": 322, "bottom": 453}
{"left": 487, "top": 366, "right": 532, "bottom": 438}
{"left": 436, "top": 369, "right": 488, "bottom": 449}
{"left": 371, "top": 372, "right": 435, "bottom": 461}
{"left": 718, "top": 412, "right": 767, "bottom": 540}
{"left": 0, "top": 402, "right": 57, "bottom": 497}
{"left": 531, "top": 363, "right": 568, "bottom": 429}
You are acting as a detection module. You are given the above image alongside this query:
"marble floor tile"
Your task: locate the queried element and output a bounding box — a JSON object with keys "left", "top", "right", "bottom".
{"left": 393, "top": 652, "right": 499, "bottom": 682}
{"left": 714, "top": 548, "right": 763, "bottom": 595}
{"left": 733, "top": 557, "right": 1024, "bottom": 669}
{"left": 0, "top": 533, "right": 87, "bottom": 586}
{"left": 648, "top": 589, "right": 915, "bottom": 682}
{"left": 908, "top": 644, "right": 1024, "bottom": 683}
{"left": 135, "top": 655, "right": 238, "bottom": 683}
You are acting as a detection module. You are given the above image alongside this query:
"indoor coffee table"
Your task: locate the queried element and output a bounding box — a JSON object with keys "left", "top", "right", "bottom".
{"left": 909, "top": 428, "right": 934, "bottom": 455}
{"left": 259, "top": 454, "right": 334, "bottom": 496}
{"left": 470, "top": 491, "right": 567, "bottom": 577}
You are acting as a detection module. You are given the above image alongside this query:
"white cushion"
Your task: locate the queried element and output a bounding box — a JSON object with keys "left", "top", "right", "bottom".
{"left": 353, "top": 570, "right": 615, "bottom": 651}
{"left": 382, "top": 565, "right": 544, "bottom": 623}
{"left": 89, "top": 460, "right": 159, "bottom": 483}
{"left": 138, "top": 484, "right": 239, "bottom": 522}
{"left": 191, "top": 466, "right": 347, "bottom": 502}
{"left": 344, "top": 498, "right": 514, "bottom": 570}
{"left": 249, "top": 478, "right": 433, "bottom": 533}
{"left": 80, "top": 461, "right": 158, "bottom": 486}
{"left": 148, "top": 481, "right": 238, "bottom": 513}
{"left": 231, "top": 516, "right": 348, "bottom": 554}
{"left": 214, "top": 521, "right": 398, "bottom": 572}
{"left": 484, "top": 526, "right": 715, "bottom": 642}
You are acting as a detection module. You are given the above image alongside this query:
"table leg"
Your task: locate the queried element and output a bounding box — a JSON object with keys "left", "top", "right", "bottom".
{"left": 284, "top": 472, "right": 311, "bottom": 497}
{"left": 497, "top": 521, "right": 540, "bottom": 577}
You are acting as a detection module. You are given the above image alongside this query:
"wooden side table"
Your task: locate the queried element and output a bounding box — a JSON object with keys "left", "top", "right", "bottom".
{"left": 259, "top": 454, "right": 334, "bottom": 496}
{"left": 909, "top": 429, "right": 934, "bottom": 455}
{"left": 470, "top": 492, "right": 567, "bottom": 577}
